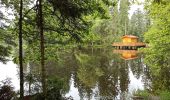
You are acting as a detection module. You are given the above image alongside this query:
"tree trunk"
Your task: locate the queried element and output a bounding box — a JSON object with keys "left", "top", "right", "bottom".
{"left": 19, "top": 0, "right": 24, "bottom": 99}
{"left": 37, "top": 0, "right": 47, "bottom": 99}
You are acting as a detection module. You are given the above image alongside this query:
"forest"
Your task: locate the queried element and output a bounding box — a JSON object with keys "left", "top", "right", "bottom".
{"left": 0, "top": 0, "right": 170, "bottom": 100}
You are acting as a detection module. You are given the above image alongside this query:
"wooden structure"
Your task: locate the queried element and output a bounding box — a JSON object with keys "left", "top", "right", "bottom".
{"left": 112, "top": 35, "right": 146, "bottom": 49}
{"left": 113, "top": 50, "right": 138, "bottom": 60}
{"left": 122, "top": 35, "right": 138, "bottom": 43}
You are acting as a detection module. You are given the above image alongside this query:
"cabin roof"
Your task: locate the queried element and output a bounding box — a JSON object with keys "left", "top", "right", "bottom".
{"left": 122, "top": 35, "right": 138, "bottom": 39}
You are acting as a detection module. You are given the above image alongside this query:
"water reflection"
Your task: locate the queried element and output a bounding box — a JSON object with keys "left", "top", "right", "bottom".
{"left": 46, "top": 48, "right": 147, "bottom": 99}
{"left": 113, "top": 50, "right": 138, "bottom": 60}
{"left": 0, "top": 61, "right": 19, "bottom": 91}
{"left": 0, "top": 48, "right": 151, "bottom": 99}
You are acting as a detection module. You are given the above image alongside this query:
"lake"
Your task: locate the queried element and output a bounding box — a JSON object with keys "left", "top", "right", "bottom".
{"left": 0, "top": 47, "right": 152, "bottom": 100}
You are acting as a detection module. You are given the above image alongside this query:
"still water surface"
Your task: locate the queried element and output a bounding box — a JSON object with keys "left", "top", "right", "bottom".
{"left": 0, "top": 48, "right": 151, "bottom": 99}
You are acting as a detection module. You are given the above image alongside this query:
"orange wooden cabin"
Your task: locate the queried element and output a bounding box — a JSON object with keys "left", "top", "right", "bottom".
{"left": 122, "top": 35, "right": 138, "bottom": 43}
{"left": 112, "top": 35, "right": 146, "bottom": 49}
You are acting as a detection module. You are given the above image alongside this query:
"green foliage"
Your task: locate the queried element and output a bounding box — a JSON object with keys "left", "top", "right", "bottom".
{"left": 90, "top": 19, "right": 115, "bottom": 45}
{"left": 129, "top": 9, "right": 148, "bottom": 41}
{"left": 0, "top": 78, "right": 16, "bottom": 100}
{"left": 0, "top": 45, "right": 11, "bottom": 63}
{"left": 48, "top": 0, "right": 111, "bottom": 19}
{"left": 133, "top": 90, "right": 170, "bottom": 100}
{"left": 46, "top": 76, "right": 64, "bottom": 100}
{"left": 75, "top": 53, "right": 90, "bottom": 64}
{"left": 143, "top": 0, "right": 170, "bottom": 94}
{"left": 118, "top": 0, "right": 130, "bottom": 36}
{"left": 133, "top": 89, "right": 149, "bottom": 99}
{"left": 0, "top": 20, "right": 15, "bottom": 63}
{"left": 144, "top": 2, "right": 170, "bottom": 74}
{"left": 83, "top": 0, "right": 131, "bottom": 46}
{"left": 0, "top": 0, "right": 115, "bottom": 63}
{"left": 160, "top": 91, "right": 170, "bottom": 100}
{"left": 8, "top": 0, "right": 114, "bottom": 62}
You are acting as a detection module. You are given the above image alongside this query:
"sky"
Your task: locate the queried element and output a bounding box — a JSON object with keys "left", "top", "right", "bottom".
{"left": 129, "top": 4, "right": 144, "bottom": 18}
{"left": 129, "top": 0, "right": 145, "bottom": 18}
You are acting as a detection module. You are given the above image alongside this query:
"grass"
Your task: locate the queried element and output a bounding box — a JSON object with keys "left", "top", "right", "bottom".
{"left": 160, "top": 91, "right": 170, "bottom": 100}
{"left": 133, "top": 89, "right": 170, "bottom": 100}
{"left": 133, "top": 89, "right": 149, "bottom": 100}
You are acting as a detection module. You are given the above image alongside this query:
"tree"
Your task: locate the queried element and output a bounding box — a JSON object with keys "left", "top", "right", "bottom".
{"left": 129, "top": 8, "right": 147, "bottom": 41}
{"left": 35, "top": 1, "right": 113, "bottom": 99}
{"left": 143, "top": 0, "right": 170, "bottom": 93}
{"left": 0, "top": 2, "right": 15, "bottom": 63}
{"left": 36, "top": 0, "right": 47, "bottom": 99}
{"left": 144, "top": 0, "right": 170, "bottom": 73}
{"left": 1, "top": 0, "right": 114, "bottom": 99}
{"left": 19, "top": 0, "right": 24, "bottom": 99}
{"left": 118, "top": 0, "right": 130, "bottom": 36}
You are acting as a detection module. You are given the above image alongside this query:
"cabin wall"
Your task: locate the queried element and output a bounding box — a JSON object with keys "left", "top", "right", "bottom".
{"left": 122, "top": 38, "right": 138, "bottom": 43}
{"left": 131, "top": 38, "right": 138, "bottom": 43}
{"left": 123, "top": 38, "right": 131, "bottom": 43}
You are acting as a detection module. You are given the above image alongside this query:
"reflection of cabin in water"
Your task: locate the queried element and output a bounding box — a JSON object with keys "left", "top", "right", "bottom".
{"left": 113, "top": 50, "right": 138, "bottom": 60}
{"left": 112, "top": 35, "right": 146, "bottom": 49}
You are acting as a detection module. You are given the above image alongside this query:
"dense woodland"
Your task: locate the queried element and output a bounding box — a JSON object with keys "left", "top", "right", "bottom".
{"left": 0, "top": 0, "right": 170, "bottom": 99}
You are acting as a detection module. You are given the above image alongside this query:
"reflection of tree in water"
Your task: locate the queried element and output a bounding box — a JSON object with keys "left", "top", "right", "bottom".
{"left": 115, "top": 56, "right": 130, "bottom": 100}
{"left": 74, "top": 73, "right": 93, "bottom": 100}
{"left": 113, "top": 51, "right": 152, "bottom": 99}
{"left": 119, "top": 60, "right": 129, "bottom": 93}
{"left": 24, "top": 62, "right": 42, "bottom": 95}
{"left": 22, "top": 47, "right": 152, "bottom": 99}
{"left": 45, "top": 49, "right": 78, "bottom": 94}
{"left": 23, "top": 49, "right": 77, "bottom": 97}
{"left": 98, "top": 74, "right": 119, "bottom": 99}
{"left": 72, "top": 48, "right": 132, "bottom": 99}
{"left": 125, "top": 53, "right": 152, "bottom": 92}
{"left": 129, "top": 55, "right": 144, "bottom": 79}
{"left": 73, "top": 48, "right": 136, "bottom": 99}
{"left": 98, "top": 52, "right": 119, "bottom": 99}
{"left": 142, "top": 65, "right": 152, "bottom": 90}
{"left": 142, "top": 52, "right": 170, "bottom": 93}
{"left": 76, "top": 53, "right": 102, "bottom": 87}
{"left": 74, "top": 49, "right": 103, "bottom": 99}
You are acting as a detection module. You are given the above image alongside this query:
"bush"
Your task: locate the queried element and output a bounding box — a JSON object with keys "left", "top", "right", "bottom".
{"left": 0, "top": 78, "right": 16, "bottom": 100}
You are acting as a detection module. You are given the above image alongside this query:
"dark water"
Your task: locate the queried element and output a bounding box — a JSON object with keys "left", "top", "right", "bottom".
{"left": 0, "top": 48, "right": 152, "bottom": 99}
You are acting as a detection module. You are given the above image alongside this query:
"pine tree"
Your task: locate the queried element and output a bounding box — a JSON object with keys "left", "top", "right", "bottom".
{"left": 19, "top": 0, "right": 24, "bottom": 99}
{"left": 118, "top": 0, "right": 130, "bottom": 36}
{"left": 129, "top": 8, "right": 147, "bottom": 41}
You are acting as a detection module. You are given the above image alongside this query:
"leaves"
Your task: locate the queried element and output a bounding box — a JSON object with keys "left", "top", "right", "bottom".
{"left": 143, "top": 1, "right": 170, "bottom": 93}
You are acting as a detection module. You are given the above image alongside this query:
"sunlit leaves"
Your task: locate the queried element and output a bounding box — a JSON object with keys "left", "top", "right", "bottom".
{"left": 143, "top": 1, "right": 170, "bottom": 93}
